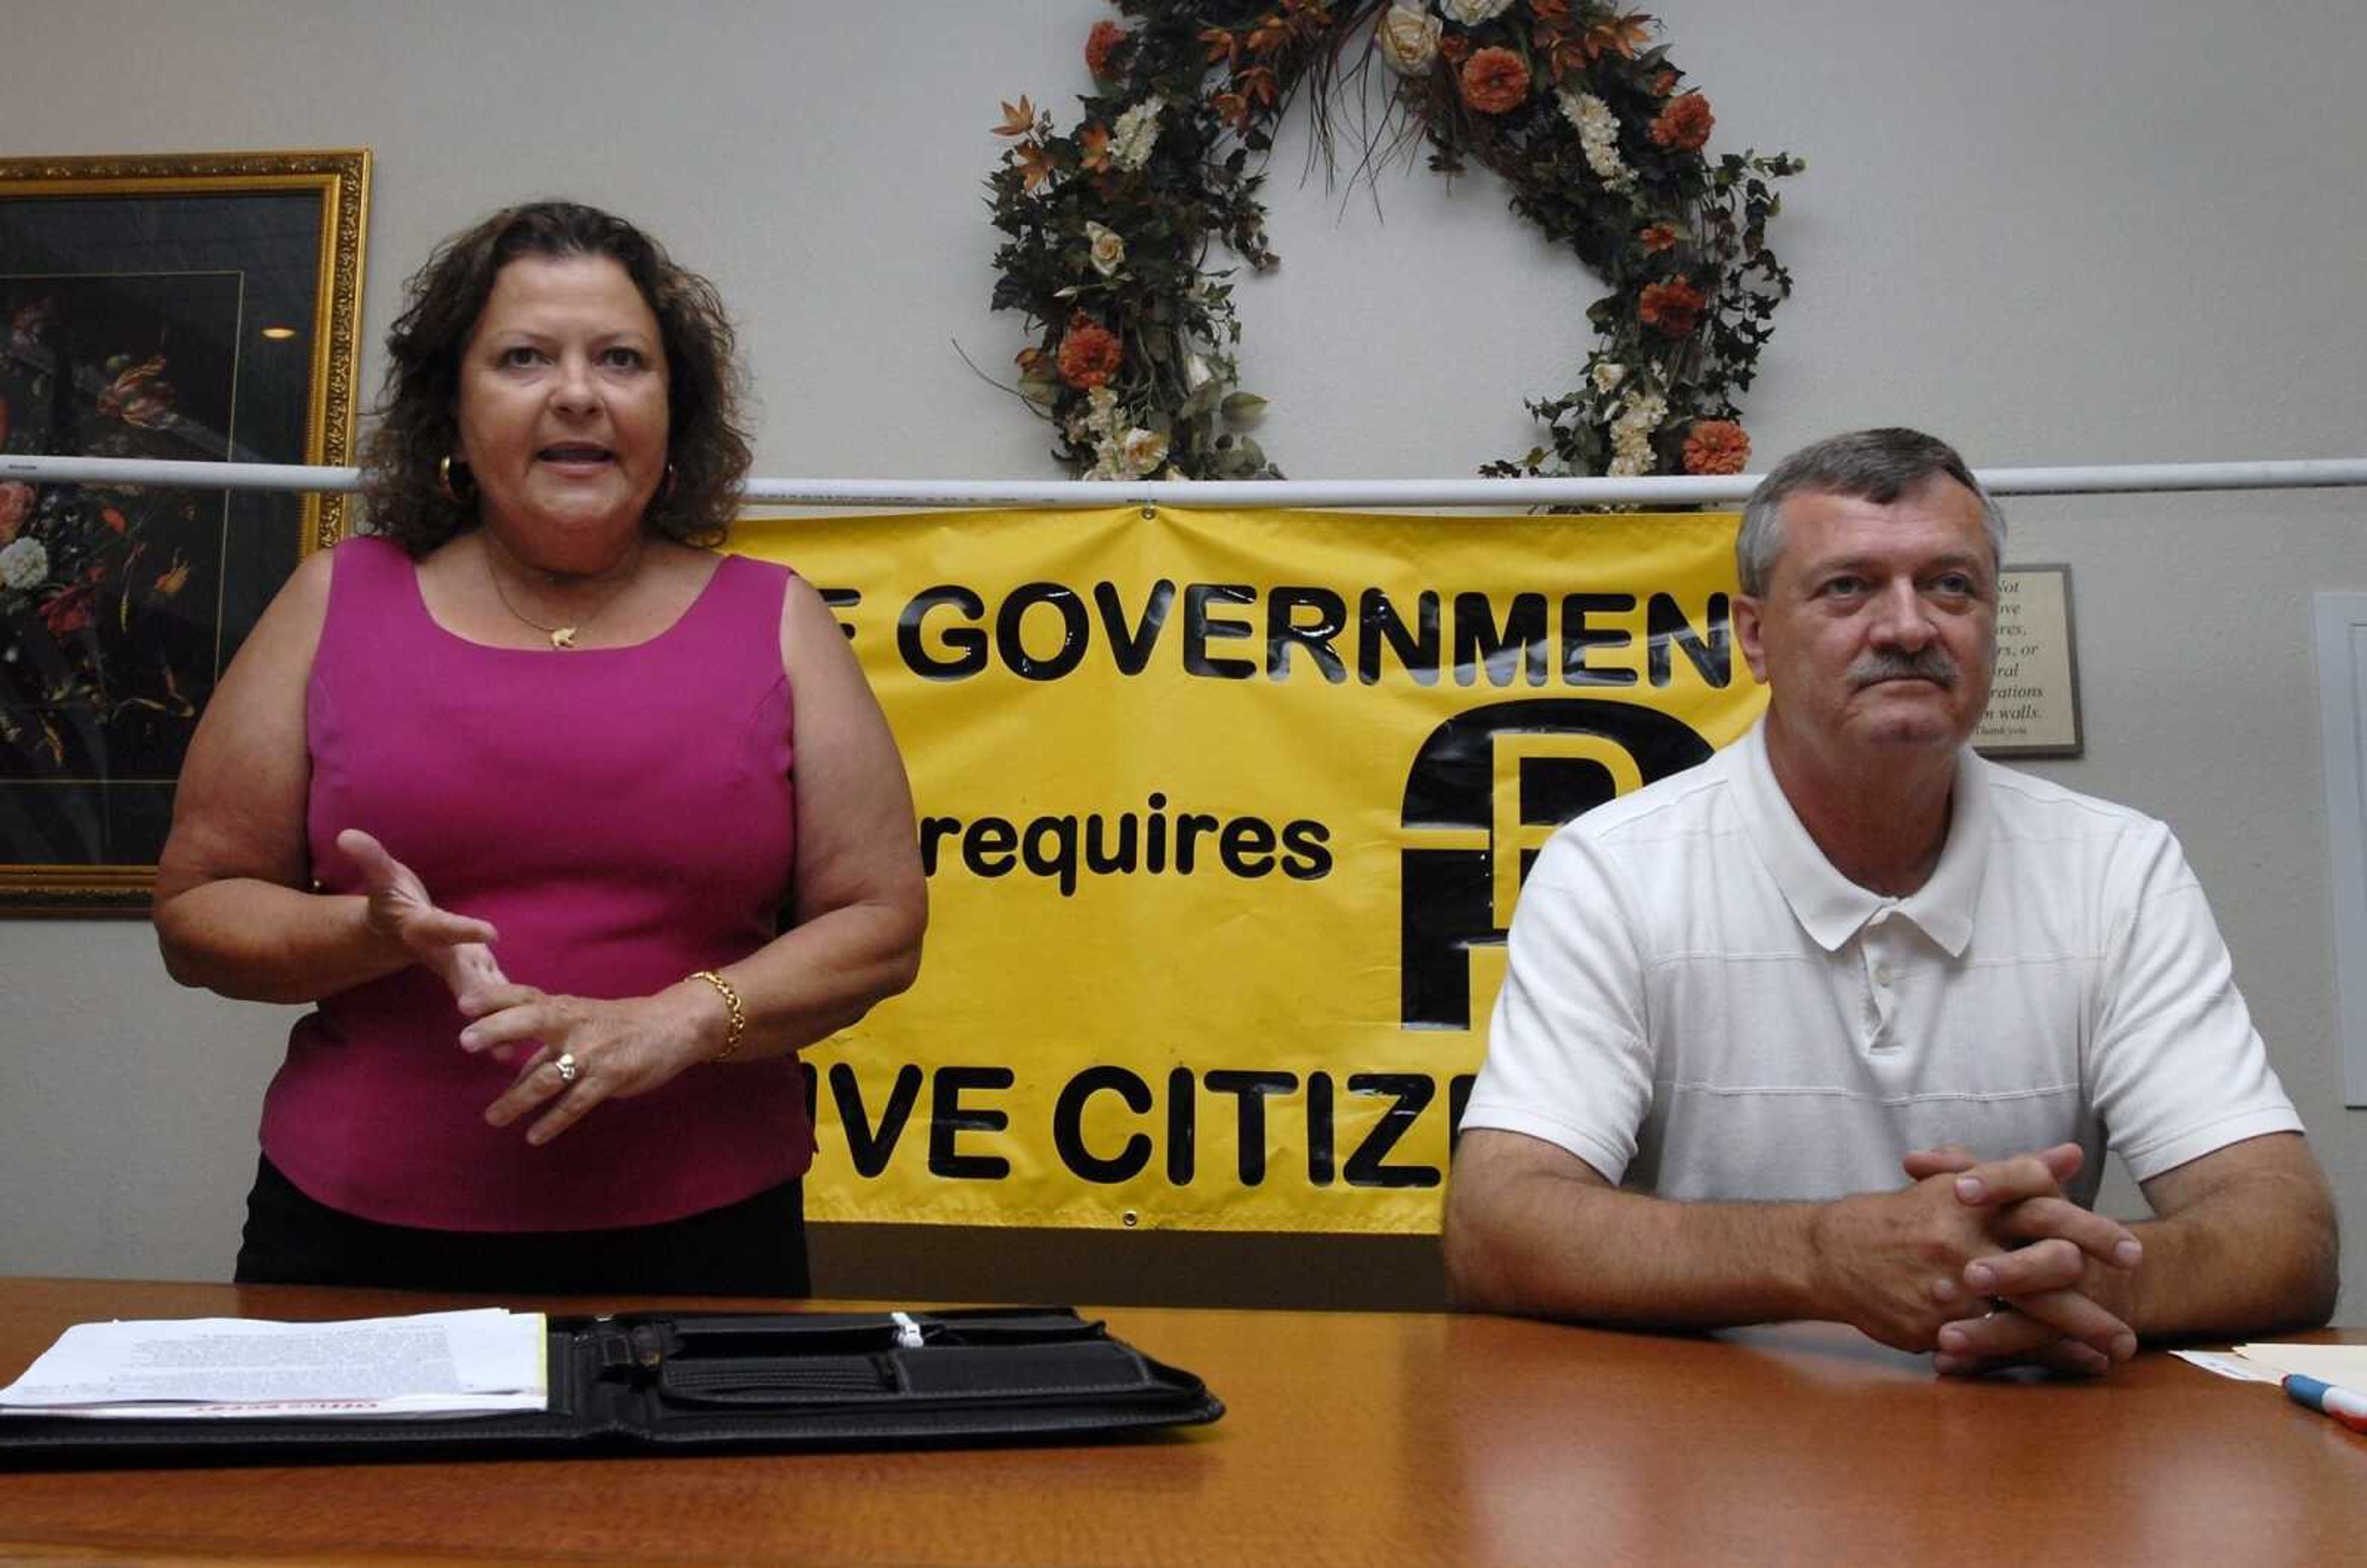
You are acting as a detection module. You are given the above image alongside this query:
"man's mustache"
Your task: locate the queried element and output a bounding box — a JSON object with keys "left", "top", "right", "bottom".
{"left": 1848, "top": 647, "right": 1960, "bottom": 689}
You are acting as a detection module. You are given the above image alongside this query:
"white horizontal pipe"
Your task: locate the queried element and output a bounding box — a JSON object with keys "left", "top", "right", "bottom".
{"left": 1971, "top": 459, "right": 2367, "bottom": 496}
{"left": 0, "top": 455, "right": 362, "bottom": 494}
{"left": 4, "top": 453, "right": 2365, "bottom": 508}
{"left": 740, "top": 474, "right": 1756, "bottom": 507}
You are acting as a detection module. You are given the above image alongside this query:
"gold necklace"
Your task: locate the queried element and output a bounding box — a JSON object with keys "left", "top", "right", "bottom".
{"left": 483, "top": 544, "right": 639, "bottom": 651}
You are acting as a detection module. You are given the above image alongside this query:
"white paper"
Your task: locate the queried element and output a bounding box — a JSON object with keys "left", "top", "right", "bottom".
{"left": 2231, "top": 1342, "right": 2367, "bottom": 1389}
{"left": 2171, "top": 1349, "right": 2284, "bottom": 1386}
{"left": 0, "top": 1308, "right": 547, "bottom": 1420}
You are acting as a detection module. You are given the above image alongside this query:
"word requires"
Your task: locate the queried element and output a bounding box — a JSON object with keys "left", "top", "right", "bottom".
{"left": 920, "top": 793, "right": 1331, "bottom": 895}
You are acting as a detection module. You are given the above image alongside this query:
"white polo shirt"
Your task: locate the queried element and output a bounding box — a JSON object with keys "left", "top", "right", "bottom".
{"left": 1462, "top": 720, "right": 2302, "bottom": 1206}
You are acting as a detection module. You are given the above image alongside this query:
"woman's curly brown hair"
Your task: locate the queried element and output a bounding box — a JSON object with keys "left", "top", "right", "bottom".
{"left": 358, "top": 200, "right": 752, "bottom": 555}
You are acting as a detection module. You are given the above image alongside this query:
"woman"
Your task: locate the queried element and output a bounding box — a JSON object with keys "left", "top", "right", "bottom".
{"left": 153, "top": 202, "right": 926, "bottom": 1294}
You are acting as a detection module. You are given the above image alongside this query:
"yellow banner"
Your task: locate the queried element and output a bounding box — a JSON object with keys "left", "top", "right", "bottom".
{"left": 730, "top": 507, "right": 1763, "bottom": 1233}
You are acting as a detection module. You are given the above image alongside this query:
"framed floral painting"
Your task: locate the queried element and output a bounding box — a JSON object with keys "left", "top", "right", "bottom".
{"left": 0, "top": 149, "right": 369, "bottom": 911}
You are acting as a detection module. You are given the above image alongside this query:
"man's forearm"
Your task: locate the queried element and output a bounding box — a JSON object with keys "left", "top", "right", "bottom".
{"left": 2094, "top": 1146, "right": 2339, "bottom": 1339}
{"left": 1445, "top": 1166, "right": 1825, "bottom": 1330}
{"left": 1446, "top": 1135, "right": 2141, "bottom": 1355}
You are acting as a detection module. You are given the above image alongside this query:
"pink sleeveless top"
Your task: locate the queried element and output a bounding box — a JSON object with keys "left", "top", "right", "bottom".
{"left": 260, "top": 534, "right": 811, "bottom": 1231}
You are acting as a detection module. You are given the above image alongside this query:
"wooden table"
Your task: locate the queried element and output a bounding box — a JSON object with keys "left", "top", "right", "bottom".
{"left": 1, "top": 1278, "right": 2360, "bottom": 1566}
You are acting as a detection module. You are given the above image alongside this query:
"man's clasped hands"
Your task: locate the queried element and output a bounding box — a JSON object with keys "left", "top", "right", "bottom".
{"left": 1819, "top": 1141, "right": 2143, "bottom": 1378}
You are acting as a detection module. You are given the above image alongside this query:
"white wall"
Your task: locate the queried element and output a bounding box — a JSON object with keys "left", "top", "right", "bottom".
{"left": 4, "top": 1, "right": 2363, "bottom": 1309}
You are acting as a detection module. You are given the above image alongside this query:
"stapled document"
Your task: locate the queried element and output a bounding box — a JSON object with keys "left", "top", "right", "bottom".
{"left": 0, "top": 1308, "right": 547, "bottom": 1419}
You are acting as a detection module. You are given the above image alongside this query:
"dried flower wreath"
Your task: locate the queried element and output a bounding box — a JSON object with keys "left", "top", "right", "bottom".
{"left": 987, "top": 1, "right": 1801, "bottom": 483}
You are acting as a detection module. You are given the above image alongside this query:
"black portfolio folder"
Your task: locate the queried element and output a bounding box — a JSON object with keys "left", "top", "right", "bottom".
{"left": 0, "top": 1307, "right": 1224, "bottom": 1468}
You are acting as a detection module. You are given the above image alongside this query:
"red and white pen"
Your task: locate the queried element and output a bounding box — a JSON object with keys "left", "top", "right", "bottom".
{"left": 2282, "top": 1374, "right": 2367, "bottom": 1433}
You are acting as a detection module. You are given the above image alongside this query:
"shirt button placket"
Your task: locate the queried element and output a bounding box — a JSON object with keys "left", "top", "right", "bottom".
{"left": 1863, "top": 910, "right": 1900, "bottom": 1050}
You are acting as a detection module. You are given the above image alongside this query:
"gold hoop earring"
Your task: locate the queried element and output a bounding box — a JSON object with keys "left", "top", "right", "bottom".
{"left": 437, "top": 454, "right": 475, "bottom": 505}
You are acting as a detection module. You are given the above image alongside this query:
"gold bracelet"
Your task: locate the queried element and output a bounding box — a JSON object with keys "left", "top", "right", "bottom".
{"left": 688, "top": 970, "right": 746, "bottom": 1062}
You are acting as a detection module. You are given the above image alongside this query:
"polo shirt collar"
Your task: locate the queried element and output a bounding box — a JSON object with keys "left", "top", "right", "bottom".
{"left": 1733, "top": 719, "right": 1987, "bottom": 957}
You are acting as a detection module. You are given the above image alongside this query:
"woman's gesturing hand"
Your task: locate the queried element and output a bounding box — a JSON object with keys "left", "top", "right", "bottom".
{"left": 459, "top": 982, "right": 719, "bottom": 1146}
{"left": 335, "top": 828, "right": 507, "bottom": 1001}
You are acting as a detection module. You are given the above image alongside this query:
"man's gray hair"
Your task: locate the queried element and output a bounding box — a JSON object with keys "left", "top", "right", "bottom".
{"left": 1735, "top": 428, "right": 2006, "bottom": 596}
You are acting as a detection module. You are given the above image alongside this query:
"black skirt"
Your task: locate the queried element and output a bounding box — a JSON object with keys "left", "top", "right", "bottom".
{"left": 233, "top": 1154, "right": 810, "bottom": 1297}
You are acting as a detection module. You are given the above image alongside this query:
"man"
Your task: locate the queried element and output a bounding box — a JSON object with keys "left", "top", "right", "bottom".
{"left": 1445, "top": 428, "right": 2336, "bottom": 1375}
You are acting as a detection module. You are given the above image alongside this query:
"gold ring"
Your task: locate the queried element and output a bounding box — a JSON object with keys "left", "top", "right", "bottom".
{"left": 554, "top": 1051, "right": 579, "bottom": 1084}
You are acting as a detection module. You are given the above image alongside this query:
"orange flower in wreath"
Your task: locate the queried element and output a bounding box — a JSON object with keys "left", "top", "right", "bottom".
{"left": 1638, "top": 276, "right": 1707, "bottom": 337}
{"left": 1682, "top": 420, "right": 1751, "bottom": 475}
{"left": 1085, "top": 20, "right": 1128, "bottom": 78}
{"left": 1013, "top": 142, "right": 1057, "bottom": 192}
{"left": 1458, "top": 47, "right": 1531, "bottom": 115}
{"left": 1639, "top": 222, "right": 1681, "bottom": 253}
{"left": 1586, "top": 14, "right": 1654, "bottom": 62}
{"left": 1649, "top": 91, "right": 1714, "bottom": 152}
{"left": 993, "top": 97, "right": 1039, "bottom": 137}
{"left": 1056, "top": 316, "right": 1124, "bottom": 390}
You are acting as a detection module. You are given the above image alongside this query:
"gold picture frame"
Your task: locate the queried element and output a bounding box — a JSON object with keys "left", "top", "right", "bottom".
{"left": 0, "top": 149, "right": 369, "bottom": 911}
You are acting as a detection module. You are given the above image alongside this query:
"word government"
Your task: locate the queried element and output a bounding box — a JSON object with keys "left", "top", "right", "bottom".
{"left": 889, "top": 581, "right": 1735, "bottom": 689}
